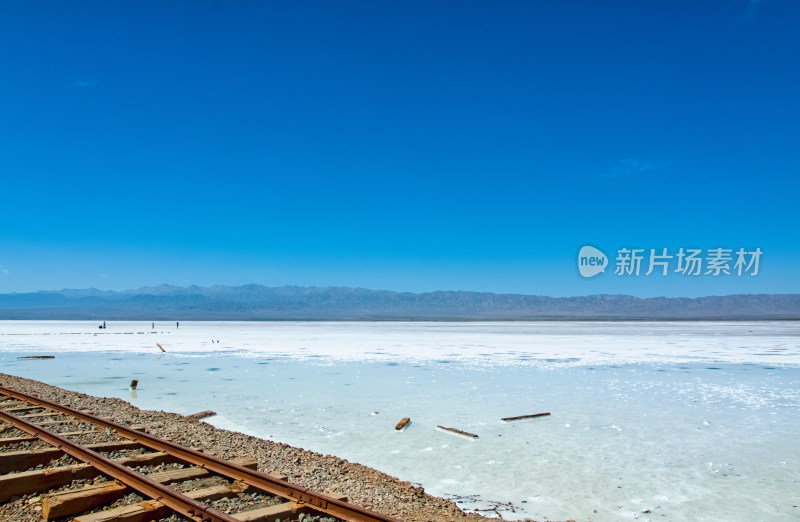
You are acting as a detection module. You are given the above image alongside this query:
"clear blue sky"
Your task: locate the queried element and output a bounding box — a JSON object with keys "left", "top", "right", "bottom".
{"left": 1, "top": 1, "right": 798, "bottom": 297}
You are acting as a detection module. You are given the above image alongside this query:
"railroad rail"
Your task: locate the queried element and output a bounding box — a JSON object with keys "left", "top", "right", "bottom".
{"left": 0, "top": 385, "right": 401, "bottom": 522}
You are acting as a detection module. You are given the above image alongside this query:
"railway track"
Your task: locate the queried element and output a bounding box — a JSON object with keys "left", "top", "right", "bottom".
{"left": 0, "top": 386, "right": 401, "bottom": 522}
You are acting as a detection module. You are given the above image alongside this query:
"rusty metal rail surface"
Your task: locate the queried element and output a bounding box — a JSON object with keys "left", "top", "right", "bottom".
{"left": 0, "top": 408, "right": 237, "bottom": 522}
{"left": 0, "top": 385, "right": 402, "bottom": 522}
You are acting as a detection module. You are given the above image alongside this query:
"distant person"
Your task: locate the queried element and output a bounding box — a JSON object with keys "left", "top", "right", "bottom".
{"left": 152, "top": 322, "right": 155, "bottom": 329}
{"left": 176, "top": 321, "right": 179, "bottom": 329}
{"left": 103, "top": 321, "right": 106, "bottom": 329}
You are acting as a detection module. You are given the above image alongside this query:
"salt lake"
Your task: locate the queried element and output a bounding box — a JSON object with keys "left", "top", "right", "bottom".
{"left": 1, "top": 320, "right": 798, "bottom": 521}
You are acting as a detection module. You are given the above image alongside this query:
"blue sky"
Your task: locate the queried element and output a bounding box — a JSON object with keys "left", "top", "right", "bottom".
{"left": 1, "top": 1, "right": 798, "bottom": 297}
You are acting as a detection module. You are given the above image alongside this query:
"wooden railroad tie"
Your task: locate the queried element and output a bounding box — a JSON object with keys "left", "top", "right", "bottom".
{"left": 40, "top": 458, "right": 261, "bottom": 520}
{"left": 0, "top": 451, "right": 177, "bottom": 502}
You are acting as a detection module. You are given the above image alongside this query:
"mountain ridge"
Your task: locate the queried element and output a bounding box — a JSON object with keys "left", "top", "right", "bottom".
{"left": 0, "top": 285, "right": 798, "bottom": 320}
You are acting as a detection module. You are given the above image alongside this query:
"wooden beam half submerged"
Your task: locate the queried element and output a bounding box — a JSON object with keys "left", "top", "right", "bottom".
{"left": 436, "top": 426, "right": 478, "bottom": 439}
{"left": 501, "top": 412, "right": 551, "bottom": 422}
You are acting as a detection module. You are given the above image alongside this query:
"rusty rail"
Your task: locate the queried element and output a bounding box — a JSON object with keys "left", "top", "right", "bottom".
{"left": 0, "top": 408, "right": 236, "bottom": 522}
{"left": 0, "top": 385, "right": 401, "bottom": 522}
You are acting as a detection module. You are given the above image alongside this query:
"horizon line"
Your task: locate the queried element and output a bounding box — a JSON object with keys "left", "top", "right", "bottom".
{"left": 2, "top": 283, "right": 798, "bottom": 300}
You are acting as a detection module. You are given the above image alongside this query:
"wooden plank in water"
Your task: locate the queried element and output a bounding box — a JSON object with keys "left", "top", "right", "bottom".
{"left": 501, "top": 412, "right": 551, "bottom": 421}
{"left": 187, "top": 410, "right": 216, "bottom": 420}
{"left": 395, "top": 417, "right": 410, "bottom": 430}
{"left": 436, "top": 426, "right": 478, "bottom": 439}
{"left": 17, "top": 356, "right": 55, "bottom": 360}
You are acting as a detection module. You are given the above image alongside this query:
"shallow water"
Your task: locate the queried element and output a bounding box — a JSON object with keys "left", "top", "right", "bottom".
{"left": 1, "top": 321, "right": 799, "bottom": 521}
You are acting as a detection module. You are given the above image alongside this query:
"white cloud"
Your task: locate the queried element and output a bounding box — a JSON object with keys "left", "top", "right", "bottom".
{"left": 0, "top": 266, "right": 9, "bottom": 274}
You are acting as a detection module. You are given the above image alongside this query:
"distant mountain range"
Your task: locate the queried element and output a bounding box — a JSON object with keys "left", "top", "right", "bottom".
{"left": 0, "top": 285, "right": 798, "bottom": 320}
